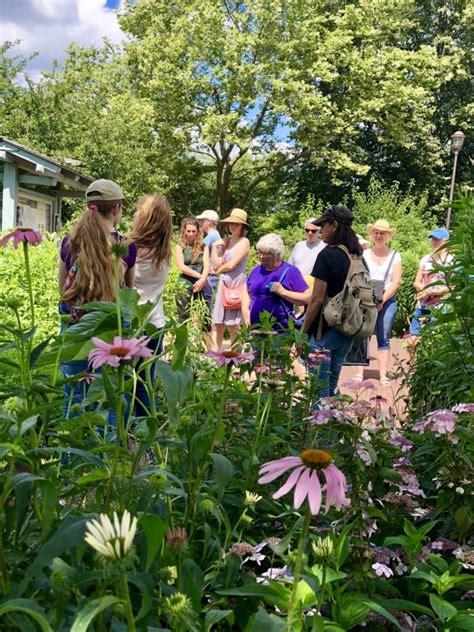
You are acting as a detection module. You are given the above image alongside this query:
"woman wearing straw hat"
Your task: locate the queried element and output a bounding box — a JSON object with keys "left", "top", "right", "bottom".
{"left": 211, "top": 208, "right": 250, "bottom": 351}
{"left": 362, "top": 219, "right": 402, "bottom": 385}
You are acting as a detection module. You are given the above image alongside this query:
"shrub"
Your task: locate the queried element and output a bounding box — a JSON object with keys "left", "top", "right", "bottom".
{"left": 407, "top": 194, "right": 474, "bottom": 413}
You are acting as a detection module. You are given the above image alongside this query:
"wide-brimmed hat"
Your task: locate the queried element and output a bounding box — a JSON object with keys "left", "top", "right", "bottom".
{"left": 367, "top": 219, "right": 396, "bottom": 238}
{"left": 221, "top": 208, "right": 248, "bottom": 225}
{"left": 86, "top": 179, "right": 124, "bottom": 202}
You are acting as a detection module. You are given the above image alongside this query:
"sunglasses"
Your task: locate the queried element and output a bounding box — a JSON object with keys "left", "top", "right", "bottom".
{"left": 304, "top": 228, "right": 319, "bottom": 234}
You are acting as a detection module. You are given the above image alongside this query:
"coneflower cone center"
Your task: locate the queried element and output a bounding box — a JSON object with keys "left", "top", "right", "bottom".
{"left": 222, "top": 350, "right": 239, "bottom": 358}
{"left": 300, "top": 449, "right": 332, "bottom": 468}
{"left": 110, "top": 346, "right": 130, "bottom": 357}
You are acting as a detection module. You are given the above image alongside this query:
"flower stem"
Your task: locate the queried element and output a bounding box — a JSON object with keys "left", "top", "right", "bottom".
{"left": 287, "top": 506, "right": 311, "bottom": 630}
{"left": 105, "top": 366, "right": 125, "bottom": 511}
{"left": 22, "top": 241, "right": 35, "bottom": 329}
{"left": 114, "top": 255, "right": 122, "bottom": 338}
{"left": 119, "top": 569, "right": 136, "bottom": 632}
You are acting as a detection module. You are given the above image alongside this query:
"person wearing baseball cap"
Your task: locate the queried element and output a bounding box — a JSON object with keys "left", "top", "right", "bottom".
{"left": 196, "top": 210, "right": 222, "bottom": 321}
{"left": 59, "top": 178, "right": 136, "bottom": 425}
{"left": 408, "top": 227, "right": 453, "bottom": 353}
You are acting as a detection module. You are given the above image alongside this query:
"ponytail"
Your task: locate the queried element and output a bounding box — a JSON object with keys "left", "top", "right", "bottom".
{"left": 62, "top": 200, "right": 121, "bottom": 304}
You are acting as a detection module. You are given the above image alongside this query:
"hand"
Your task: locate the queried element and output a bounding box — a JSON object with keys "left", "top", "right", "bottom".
{"left": 376, "top": 303, "right": 384, "bottom": 313}
{"left": 269, "top": 281, "right": 283, "bottom": 295}
{"left": 193, "top": 278, "right": 206, "bottom": 292}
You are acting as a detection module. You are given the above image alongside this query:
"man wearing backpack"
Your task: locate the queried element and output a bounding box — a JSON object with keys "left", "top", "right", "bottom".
{"left": 302, "top": 205, "right": 376, "bottom": 399}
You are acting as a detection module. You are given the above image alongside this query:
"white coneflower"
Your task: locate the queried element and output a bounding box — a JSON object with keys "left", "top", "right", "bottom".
{"left": 85, "top": 510, "right": 137, "bottom": 559}
{"left": 244, "top": 491, "right": 263, "bottom": 506}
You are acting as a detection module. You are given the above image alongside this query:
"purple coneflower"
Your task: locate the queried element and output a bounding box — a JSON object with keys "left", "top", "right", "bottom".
{"left": 258, "top": 449, "right": 350, "bottom": 516}
{"left": 205, "top": 349, "right": 255, "bottom": 367}
{"left": 0, "top": 227, "right": 42, "bottom": 248}
{"left": 88, "top": 336, "right": 152, "bottom": 370}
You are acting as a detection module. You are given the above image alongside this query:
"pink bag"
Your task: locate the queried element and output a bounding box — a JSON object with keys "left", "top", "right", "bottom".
{"left": 221, "top": 283, "right": 245, "bottom": 309}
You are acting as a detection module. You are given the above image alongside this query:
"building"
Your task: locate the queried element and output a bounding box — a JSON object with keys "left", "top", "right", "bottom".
{"left": 0, "top": 137, "right": 94, "bottom": 231}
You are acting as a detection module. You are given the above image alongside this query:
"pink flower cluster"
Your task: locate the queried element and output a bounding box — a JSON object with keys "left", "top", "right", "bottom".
{"left": 413, "top": 409, "right": 459, "bottom": 443}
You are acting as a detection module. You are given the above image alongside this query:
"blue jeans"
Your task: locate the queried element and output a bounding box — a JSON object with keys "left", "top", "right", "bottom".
{"left": 376, "top": 297, "right": 397, "bottom": 350}
{"left": 309, "top": 329, "right": 353, "bottom": 398}
{"left": 134, "top": 335, "right": 163, "bottom": 417}
{"left": 203, "top": 274, "right": 219, "bottom": 314}
{"left": 409, "top": 307, "right": 433, "bottom": 336}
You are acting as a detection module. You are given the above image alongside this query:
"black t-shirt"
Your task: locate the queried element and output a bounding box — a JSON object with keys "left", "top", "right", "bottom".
{"left": 308, "top": 246, "right": 351, "bottom": 337}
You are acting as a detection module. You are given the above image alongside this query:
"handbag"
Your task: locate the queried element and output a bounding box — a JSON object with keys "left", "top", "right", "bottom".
{"left": 221, "top": 282, "right": 245, "bottom": 309}
{"left": 371, "top": 251, "right": 397, "bottom": 304}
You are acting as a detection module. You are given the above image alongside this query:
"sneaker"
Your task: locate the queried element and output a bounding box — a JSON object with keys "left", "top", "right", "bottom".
{"left": 380, "top": 376, "right": 391, "bottom": 385}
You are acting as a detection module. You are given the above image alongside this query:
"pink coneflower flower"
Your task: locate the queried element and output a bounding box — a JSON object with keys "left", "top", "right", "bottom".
{"left": 452, "top": 403, "right": 474, "bottom": 414}
{"left": 258, "top": 449, "right": 350, "bottom": 516}
{"left": 88, "top": 336, "right": 152, "bottom": 370}
{"left": 205, "top": 349, "right": 255, "bottom": 367}
{"left": 307, "top": 350, "right": 331, "bottom": 367}
{"left": 0, "top": 227, "right": 42, "bottom": 248}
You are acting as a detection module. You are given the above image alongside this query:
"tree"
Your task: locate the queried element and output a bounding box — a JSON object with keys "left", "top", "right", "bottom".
{"left": 118, "top": 0, "right": 462, "bottom": 214}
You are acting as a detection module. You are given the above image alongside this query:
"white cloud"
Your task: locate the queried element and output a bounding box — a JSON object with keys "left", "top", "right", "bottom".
{"left": 2, "top": 0, "right": 125, "bottom": 80}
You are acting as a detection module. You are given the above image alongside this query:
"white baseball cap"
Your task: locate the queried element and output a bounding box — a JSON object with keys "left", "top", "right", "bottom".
{"left": 196, "top": 210, "right": 219, "bottom": 222}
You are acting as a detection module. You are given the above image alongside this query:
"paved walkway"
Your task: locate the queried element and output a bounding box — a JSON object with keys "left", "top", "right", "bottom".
{"left": 339, "top": 336, "right": 409, "bottom": 421}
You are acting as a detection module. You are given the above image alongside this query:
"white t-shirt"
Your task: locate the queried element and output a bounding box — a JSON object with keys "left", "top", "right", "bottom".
{"left": 288, "top": 239, "right": 326, "bottom": 277}
{"left": 363, "top": 249, "right": 401, "bottom": 291}
{"left": 417, "top": 253, "right": 454, "bottom": 308}
{"left": 134, "top": 260, "right": 170, "bottom": 328}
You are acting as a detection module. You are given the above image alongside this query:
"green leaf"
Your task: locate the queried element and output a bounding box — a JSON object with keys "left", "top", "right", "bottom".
{"left": 74, "top": 469, "right": 109, "bottom": 486}
{"left": 70, "top": 596, "right": 120, "bottom": 632}
{"left": 39, "top": 480, "right": 58, "bottom": 539}
{"left": 336, "top": 595, "right": 370, "bottom": 629}
{"left": 154, "top": 361, "right": 193, "bottom": 422}
{"left": 442, "top": 614, "right": 474, "bottom": 630}
{"left": 30, "top": 336, "right": 53, "bottom": 368}
{"left": 210, "top": 453, "right": 233, "bottom": 498}
{"left": 380, "top": 599, "right": 434, "bottom": 617}
{"left": 218, "top": 582, "right": 289, "bottom": 610}
{"left": 244, "top": 607, "right": 287, "bottom": 632}
{"left": 0, "top": 599, "right": 53, "bottom": 632}
{"left": 139, "top": 514, "right": 165, "bottom": 572}
{"left": 204, "top": 609, "right": 234, "bottom": 631}
{"left": 429, "top": 594, "right": 457, "bottom": 622}
{"left": 180, "top": 558, "right": 204, "bottom": 612}
{"left": 363, "top": 600, "right": 403, "bottom": 631}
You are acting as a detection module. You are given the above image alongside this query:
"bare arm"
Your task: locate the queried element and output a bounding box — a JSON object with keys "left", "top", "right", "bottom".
{"left": 413, "top": 266, "right": 424, "bottom": 291}
{"left": 271, "top": 283, "right": 312, "bottom": 305}
{"left": 241, "top": 284, "right": 251, "bottom": 325}
{"left": 383, "top": 261, "right": 402, "bottom": 302}
{"left": 58, "top": 259, "right": 67, "bottom": 295}
{"left": 125, "top": 265, "right": 135, "bottom": 288}
{"left": 193, "top": 247, "right": 209, "bottom": 292}
{"left": 302, "top": 278, "right": 328, "bottom": 334}
{"left": 215, "top": 238, "right": 250, "bottom": 274}
{"left": 175, "top": 244, "right": 201, "bottom": 279}
{"left": 211, "top": 239, "right": 226, "bottom": 269}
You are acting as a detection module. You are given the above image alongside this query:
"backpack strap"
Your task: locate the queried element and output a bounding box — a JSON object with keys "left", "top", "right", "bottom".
{"left": 383, "top": 251, "right": 397, "bottom": 283}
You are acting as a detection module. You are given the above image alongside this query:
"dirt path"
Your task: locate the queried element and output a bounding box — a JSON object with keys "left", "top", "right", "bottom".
{"left": 339, "top": 336, "right": 409, "bottom": 421}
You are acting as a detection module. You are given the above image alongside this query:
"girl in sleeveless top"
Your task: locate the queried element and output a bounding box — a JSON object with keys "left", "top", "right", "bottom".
{"left": 174, "top": 218, "right": 210, "bottom": 331}
{"left": 211, "top": 208, "right": 250, "bottom": 351}
{"left": 130, "top": 194, "right": 172, "bottom": 415}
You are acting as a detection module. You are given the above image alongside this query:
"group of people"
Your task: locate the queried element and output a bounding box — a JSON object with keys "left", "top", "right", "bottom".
{"left": 59, "top": 178, "right": 453, "bottom": 410}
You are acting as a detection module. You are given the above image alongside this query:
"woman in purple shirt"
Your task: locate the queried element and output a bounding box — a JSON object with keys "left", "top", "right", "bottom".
{"left": 242, "top": 233, "right": 311, "bottom": 331}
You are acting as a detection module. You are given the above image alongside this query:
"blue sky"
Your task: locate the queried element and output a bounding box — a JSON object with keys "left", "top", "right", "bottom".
{"left": 3, "top": 0, "right": 125, "bottom": 79}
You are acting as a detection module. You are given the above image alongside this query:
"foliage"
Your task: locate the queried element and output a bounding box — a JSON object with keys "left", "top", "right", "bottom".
{"left": 407, "top": 194, "right": 474, "bottom": 414}
{"left": 0, "top": 232, "right": 473, "bottom": 630}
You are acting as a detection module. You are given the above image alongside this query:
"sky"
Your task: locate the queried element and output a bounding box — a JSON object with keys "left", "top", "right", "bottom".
{"left": 1, "top": 0, "right": 125, "bottom": 79}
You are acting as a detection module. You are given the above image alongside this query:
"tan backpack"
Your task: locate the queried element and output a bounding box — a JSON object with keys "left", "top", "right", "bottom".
{"left": 318, "top": 245, "right": 377, "bottom": 340}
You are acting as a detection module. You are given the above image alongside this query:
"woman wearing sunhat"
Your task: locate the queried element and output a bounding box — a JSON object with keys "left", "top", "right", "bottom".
{"left": 363, "top": 219, "right": 402, "bottom": 385}
{"left": 211, "top": 208, "right": 250, "bottom": 351}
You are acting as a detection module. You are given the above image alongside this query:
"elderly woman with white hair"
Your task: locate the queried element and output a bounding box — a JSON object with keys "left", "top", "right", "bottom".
{"left": 242, "top": 233, "right": 311, "bottom": 331}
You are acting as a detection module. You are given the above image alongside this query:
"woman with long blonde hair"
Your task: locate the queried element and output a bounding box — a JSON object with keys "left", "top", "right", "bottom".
{"left": 59, "top": 179, "right": 137, "bottom": 420}
{"left": 130, "top": 194, "right": 173, "bottom": 415}
{"left": 174, "top": 217, "right": 210, "bottom": 329}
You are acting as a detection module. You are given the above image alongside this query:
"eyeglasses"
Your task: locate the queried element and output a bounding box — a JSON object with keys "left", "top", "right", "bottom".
{"left": 304, "top": 228, "right": 319, "bottom": 234}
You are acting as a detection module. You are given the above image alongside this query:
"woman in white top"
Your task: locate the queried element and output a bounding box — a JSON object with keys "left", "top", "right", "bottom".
{"left": 130, "top": 194, "right": 172, "bottom": 415}
{"left": 363, "top": 219, "right": 402, "bottom": 384}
